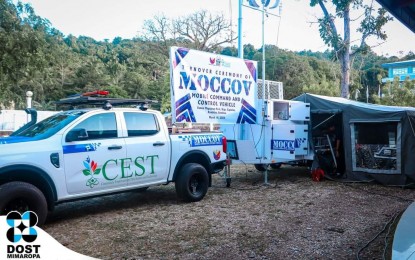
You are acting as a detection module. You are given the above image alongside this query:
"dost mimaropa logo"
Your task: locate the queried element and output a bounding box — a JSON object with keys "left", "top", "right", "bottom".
{"left": 6, "top": 211, "right": 41, "bottom": 258}
{"left": 83, "top": 156, "right": 101, "bottom": 188}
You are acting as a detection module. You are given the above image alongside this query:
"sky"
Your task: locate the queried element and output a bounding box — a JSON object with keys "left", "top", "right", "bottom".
{"left": 19, "top": 0, "right": 415, "bottom": 57}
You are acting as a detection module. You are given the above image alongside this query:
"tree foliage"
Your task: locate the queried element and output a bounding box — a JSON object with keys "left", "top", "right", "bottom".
{"left": 310, "top": 0, "right": 392, "bottom": 98}
{"left": 0, "top": 1, "right": 169, "bottom": 111}
{"left": 373, "top": 78, "right": 415, "bottom": 107}
{"left": 0, "top": 0, "right": 410, "bottom": 113}
{"left": 141, "top": 10, "right": 236, "bottom": 56}
{"left": 248, "top": 46, "right": 341, "bottom": 99}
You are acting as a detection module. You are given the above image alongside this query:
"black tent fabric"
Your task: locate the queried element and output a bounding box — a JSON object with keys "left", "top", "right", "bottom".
{"left": 293, "top": 93, "right": 415, "bottom": 186}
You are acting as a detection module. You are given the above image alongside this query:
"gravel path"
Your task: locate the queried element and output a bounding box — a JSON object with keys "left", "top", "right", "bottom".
{"left": 43, "top": 165, "right": 415, "bottom": 259}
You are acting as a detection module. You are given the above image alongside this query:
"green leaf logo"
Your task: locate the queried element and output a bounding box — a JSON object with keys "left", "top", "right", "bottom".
{"left": 83, "top": 156, "right": 101, "bottom": 188}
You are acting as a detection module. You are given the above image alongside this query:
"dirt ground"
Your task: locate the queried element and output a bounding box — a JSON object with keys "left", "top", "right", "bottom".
{"left": 43, "top": 165, "right": 415, "bottom": 259}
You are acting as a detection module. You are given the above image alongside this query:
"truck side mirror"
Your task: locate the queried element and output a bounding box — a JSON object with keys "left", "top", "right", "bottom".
{"left": 66, "top": 128, "right": 89, "bottom": 142}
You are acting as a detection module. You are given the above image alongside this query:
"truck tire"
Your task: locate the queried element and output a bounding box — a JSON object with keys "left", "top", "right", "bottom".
{"left": 254, "top": 164, "right": 268, "bottom": 172}
{"left": 0, "top": 182, "right": 48, "bottom": 226}
{"left": 175, "top": 163, "right": 209, "bottom": 202}
{"left": 270, "top": 163, "right": 282, "bottom": 169}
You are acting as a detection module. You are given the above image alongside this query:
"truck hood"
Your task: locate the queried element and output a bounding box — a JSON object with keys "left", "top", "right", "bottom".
{"left": 0, "top": 136, "right": 36, "bottom": 144}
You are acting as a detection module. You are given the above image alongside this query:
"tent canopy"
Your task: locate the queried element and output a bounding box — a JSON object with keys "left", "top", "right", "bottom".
{"left": 293, "top": 93, "right": 415, "bottom": 186}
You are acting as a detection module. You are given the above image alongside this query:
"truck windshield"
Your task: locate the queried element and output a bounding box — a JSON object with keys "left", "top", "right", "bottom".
{"left": 13, "top": 111, "right": 86, "bottom": 138}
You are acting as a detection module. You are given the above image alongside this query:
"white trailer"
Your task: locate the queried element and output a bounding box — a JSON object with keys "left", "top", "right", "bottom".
{"left": 220, "top": 99, "right": 313, "bottom": 170}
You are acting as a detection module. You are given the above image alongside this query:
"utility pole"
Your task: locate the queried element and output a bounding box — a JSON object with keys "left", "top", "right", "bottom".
{"left": 242, "top": 0, "right": 281, "bottom": 184}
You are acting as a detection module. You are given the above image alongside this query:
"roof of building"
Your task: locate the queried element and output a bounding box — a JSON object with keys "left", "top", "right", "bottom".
{"left": 382, "top": 59, "right": 415, "bottom": 68}
{"left": 376, "top": 0, "right": 415, "bottom": 33}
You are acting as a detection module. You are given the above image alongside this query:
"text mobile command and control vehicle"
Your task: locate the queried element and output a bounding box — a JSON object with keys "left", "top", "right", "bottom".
{"left": 0, "top": 102, "right": 227, "bottom": 225}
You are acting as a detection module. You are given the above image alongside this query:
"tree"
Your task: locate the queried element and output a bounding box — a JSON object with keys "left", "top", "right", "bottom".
{"left": 73, "top": 56, "right": 110, "bottom": 93}
{"left": 374, "top": 78, "right": 415, "bottom": 107}
{"left": 350, "top": 49, "right": 391, "bottom": 102}
{"left": 221, "top": 46, "right": 238, "bottom": 57}
{"left": 0, "top": 0, "right": 52, "bottom": 108}
{"left": 258, "top": 46, "right": 341, "bottom": 99}
{"left": 141, "top": 10, "right": 236, "bottom": 55}
{"left": 402, "top": 51, "right": 415, "bottom": 60}
{"left": 310, "top": 0, "right": 392, "bottom": 98}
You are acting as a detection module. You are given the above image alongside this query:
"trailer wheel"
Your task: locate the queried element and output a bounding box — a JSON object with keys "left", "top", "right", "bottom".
{"left": 254, "top": 164, "right": 268, "bottom": 172}
{"left": 270, "top": 163, "right": 282, "bottom": 169}
{"left": 175, "top": 163, "right": 209, "bottom": 202}
{"left": 0, "top": 182, "right": 48, "bottom": 225}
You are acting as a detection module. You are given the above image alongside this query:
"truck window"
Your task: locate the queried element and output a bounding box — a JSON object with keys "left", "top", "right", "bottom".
{"left": 13, "top": 111, "right": 85, "bottom": 139}
{"left": 73, "top": 113, "right": 117, "bottom": 139}
{"left": 124, "top": 112, "right": 159, "bottom": 137}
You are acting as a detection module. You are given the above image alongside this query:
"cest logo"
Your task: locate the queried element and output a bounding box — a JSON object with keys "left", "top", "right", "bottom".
{"left": 6, "top": 211, "right": 41, "bottom": 258}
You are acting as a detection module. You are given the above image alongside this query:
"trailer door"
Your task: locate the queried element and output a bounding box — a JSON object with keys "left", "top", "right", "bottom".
{"left": 271, "top": 124, "right": 296, "bottom": 160}
{"left": 289, "top": 102, "right": 310, "bottom": 121}
{"left": 295, "top": 124, "right": 309, "bottom": 155}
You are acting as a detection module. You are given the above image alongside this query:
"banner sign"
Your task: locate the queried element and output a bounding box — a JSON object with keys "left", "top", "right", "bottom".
{"left": 170, "top": 47, "right": 258, "bottom": 124}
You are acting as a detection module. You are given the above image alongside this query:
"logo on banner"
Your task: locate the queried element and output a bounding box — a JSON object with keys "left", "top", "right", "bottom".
{"left": 6, "top": 211, "right": 41, "bottom": 258}
{"left": 209, "top": 56, "right": 230, "bottom": 68}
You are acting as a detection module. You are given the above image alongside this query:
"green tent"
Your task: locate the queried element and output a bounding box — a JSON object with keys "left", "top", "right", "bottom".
{"left": 294, "top": 93, "right": 415, "bottom": 186}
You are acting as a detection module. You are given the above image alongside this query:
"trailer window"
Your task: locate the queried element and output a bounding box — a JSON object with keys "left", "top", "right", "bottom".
{"left": 351, "top": 122, "right": 400, "bottom": 174}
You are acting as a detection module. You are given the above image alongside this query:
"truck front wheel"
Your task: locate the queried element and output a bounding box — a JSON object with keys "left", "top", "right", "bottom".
{"left": 0, "top": 182, "right": 48, "bottom": 225}
{"left": 175, "top": 163, "right": 209, "bottom": 202}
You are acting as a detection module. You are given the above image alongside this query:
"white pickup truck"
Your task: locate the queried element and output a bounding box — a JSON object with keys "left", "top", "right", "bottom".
{"left": 0, "top": 97, "right": 227, "bottom": 225}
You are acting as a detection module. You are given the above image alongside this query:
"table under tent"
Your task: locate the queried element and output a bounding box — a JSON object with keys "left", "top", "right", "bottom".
{"left": 293, "top": 93, "right": 415, "bottom": 186}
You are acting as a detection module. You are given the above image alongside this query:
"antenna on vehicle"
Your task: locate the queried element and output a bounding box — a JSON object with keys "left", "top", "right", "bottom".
{"left": 103, "top": 101, "right": 112, "bottom": 110}
{"left": 56, "top": 90, "right": 158, "bottom": 110}
{"left": 137, "top": 103, "right": 149, "bottom": 111}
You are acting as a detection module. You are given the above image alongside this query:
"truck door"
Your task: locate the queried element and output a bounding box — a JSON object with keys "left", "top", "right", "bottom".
{"left": 63, "top": 112, "right": 127, "bottom": 195}
{"left": 122, "top": 112, "right": 170, "bottom": 187}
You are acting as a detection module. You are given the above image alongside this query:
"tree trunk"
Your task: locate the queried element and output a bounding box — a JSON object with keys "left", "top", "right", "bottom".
{"left": 340, "top": 54, "right": 350, "bottom": 98}
{"left": 340, "top": 6, "right": 351, "bottom": 99}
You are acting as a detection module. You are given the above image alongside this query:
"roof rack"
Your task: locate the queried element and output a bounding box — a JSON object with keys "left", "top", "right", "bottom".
{"left": 56, "top": 96, "right": 158, "bottom": 111}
